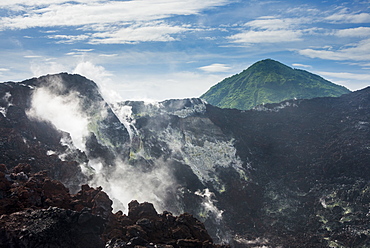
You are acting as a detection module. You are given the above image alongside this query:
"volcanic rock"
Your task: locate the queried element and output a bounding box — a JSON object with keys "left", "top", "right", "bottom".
{"left": 1, "top": 73, "right": 369, "bottom": 247}
{"left": 0, "top": 207, "right": 106, "bottom": 248}
{"left": 0, "top": 164, "right": 228, "bottom": 248}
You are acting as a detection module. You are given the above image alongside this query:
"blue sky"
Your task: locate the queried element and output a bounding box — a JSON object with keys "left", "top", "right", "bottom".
{"left": 1, "top": 0, "right": 370, "bottom": 101}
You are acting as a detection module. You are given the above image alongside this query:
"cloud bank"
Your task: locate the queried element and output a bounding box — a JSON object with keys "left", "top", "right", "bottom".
{"left": 0, "top": 0, "right": 231, "bottom": 44}
{"left": 299, "top": 38, "right": 370, "bottom": 61}
{"left": 199, "top": 63, "right": 231, "bottom": 73}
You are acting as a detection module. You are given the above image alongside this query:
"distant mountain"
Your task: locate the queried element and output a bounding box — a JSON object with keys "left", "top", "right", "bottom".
{"left": 201, "top": 59, "right": 351, "bottom": 110}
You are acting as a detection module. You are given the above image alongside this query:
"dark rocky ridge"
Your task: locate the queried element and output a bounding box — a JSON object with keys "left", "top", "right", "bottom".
{"left": 121, "top": 89, "right": 370, "bottom": 247}
{"left": 0, "top": 164, "right": 227, "bottom": 248}
{"left": 203, "top": 91, "right": 370, "bottom": 247}
{"left": 0, "top": 78, "right": 85, "bottom": 192}
{"left": 0, "top": 73, "right": 130, "bottom": 191}
{"left": 0, "top": 73, "right": 369, "bottom": 247}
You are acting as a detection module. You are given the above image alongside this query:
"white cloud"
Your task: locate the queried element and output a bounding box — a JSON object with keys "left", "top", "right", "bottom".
{"left": 226, "top": 6, "right": 370, "bottom": 47}
{"left": 326, "top": 12, "right": 370, "bottom": 23}
{"left": 40, "top": 30, "right": 58, "bottom": 33}
{"left": 64, "top": 49, "right": 95, "bottom": 57}
{"left": 313, "top": 70, "right": 370, "bottom": 91}
{"left": 335, "top": 27, "right": 370, "bottom": 37}
{"left": 244, "top": 17, "right": 305, "bottom": 30}
{"left": 89, "top": 22, "right": 188, "bottom": 44}
{"left": 345, "top": 62, "right": 370, "bottom": 67}
{"left": 73, "top": 61, "right": 123, "bottom": 103}
{"left": 227, "top": 15, "right": 310, "bottom": 45}
{"left": 24, "top": 55, "right": 43, "bottom": 58}
{"left": 65, "top": 52, "right": 83, "bottom": 57}
{"left": 299, "top": 38, "right": 370, "bottom": 61}
{"left": 0, "top": 0, "right": 96, "bottom": 6}
{"left": 286, "top": 6, "right": 320, "bottom": 16}
{"left": 1, "top": 0, "right": 230, "bottom": 43}
{"left": 0, "top": 68, "right": 10, "bottom": 72}
{"left": 48, "top": 34, "right": 90, "bottom": 43}
{"left": 99, "top": 54, "right": 118, "bottom": 57}
{"left": 198, "top": 63, "right": 231, "bottom": 72}
{"left": 292, "top": 63, "right": 312, "bottom": 68}
{"left": 229, "top": 30, "right": 302, "bottom": 44}
{"left": 1, "top": 0, "right": 231, "bottom": 29}
{"left": 316, "top": 71, "right": 370, "bottom": 81}
{"left": 73, "top": 48, "right": 94, "bottom": 52}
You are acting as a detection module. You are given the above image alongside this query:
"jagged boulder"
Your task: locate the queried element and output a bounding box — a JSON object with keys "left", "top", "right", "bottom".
{"left": 104, "top": 200, "right": 222, "bottom": 247}
{"left": 0, "top": 163, "right": 228, "bottom": 248}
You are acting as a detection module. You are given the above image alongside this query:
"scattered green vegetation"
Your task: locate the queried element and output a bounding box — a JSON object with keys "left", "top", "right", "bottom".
{"left": 201, "top": 59, "right": 351, "bottom": 110}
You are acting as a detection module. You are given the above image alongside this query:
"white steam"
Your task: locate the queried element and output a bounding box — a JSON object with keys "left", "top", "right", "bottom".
{"left": 26, "top": 75, "right": 177, "bottom": 214}
{"left": 73, "top": 61, "right": 123, "bottom": 103}
{"left": 27, "top": 86, "right": 90, "bottom": 151}
{"left": 111, "top": 103, "right": 138, "bottom": 140}
{"left": 0, "top": 92, "right": 13, "bottom": 117}
{"left": 195, "top": 188, "right": 232, "bottom": 244}
{"left": 88, "top": 158, "right": 176, "bottom": 213}
{"left": 195, "top": 188, "right": 224, "bottom": 223}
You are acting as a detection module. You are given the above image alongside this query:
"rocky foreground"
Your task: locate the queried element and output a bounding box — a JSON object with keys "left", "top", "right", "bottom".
{"left": 0, "top": 163, "right": 228, "bottom": 248}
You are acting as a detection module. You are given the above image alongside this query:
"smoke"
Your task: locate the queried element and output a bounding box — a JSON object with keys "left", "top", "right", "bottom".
{"left": 26, "top": 79, "right": 90, "bottom": 151}
{"left": 195, "top": 188, "right": 232, "bottom": 244}
{"left": 111, "top": 103, "right": 138, "bottom": 140}
{"left": 26, "top": 74, "right": 178, "bottom": 214}
{"left": 195, "top": 188, "right": 224, "bottom": 223}
{"left": 73, "top": 61, "right": 123, "bottom": 103}
{"left": 88, "top": 158, "right": 177, "bottom": 213}
{"left": 0, "top": 92, "right": 13, "bottom": 118}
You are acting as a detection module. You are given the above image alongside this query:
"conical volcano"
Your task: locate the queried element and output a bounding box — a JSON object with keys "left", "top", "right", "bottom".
{"left": 201, "top": 59, "right": 351, "bottom": 110}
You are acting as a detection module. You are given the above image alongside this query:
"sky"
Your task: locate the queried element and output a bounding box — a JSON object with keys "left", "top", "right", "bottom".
{"left": 0, "top": 0, "right": 370, "bottom": 102}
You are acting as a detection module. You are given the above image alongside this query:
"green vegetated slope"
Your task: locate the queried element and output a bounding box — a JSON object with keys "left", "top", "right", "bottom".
{"left": 201, "top": 59, "right": 351, "bottom": 110}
